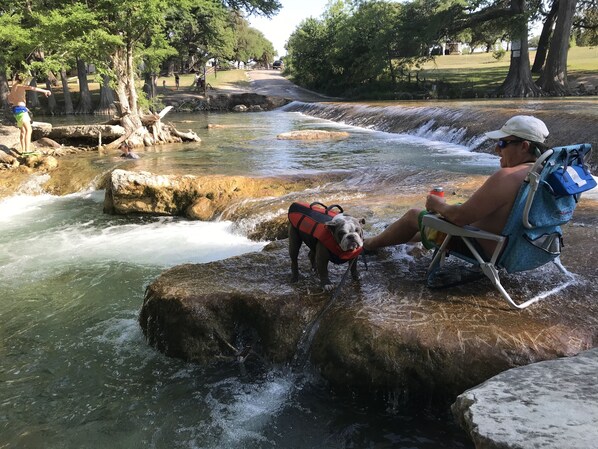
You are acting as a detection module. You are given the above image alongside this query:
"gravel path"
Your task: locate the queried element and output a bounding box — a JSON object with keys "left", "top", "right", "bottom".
{"left": 210, "top": 69, "right": 334, "bottom": 102}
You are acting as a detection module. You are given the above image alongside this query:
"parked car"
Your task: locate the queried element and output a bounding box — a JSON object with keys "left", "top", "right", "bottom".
{"left": 272, "top": 60, "right": 283, "bottom": 70}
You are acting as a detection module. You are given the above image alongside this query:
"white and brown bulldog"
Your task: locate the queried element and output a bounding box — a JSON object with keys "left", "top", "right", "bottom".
{"left": 288, "top": 202, "right": 365, "bottom": 291}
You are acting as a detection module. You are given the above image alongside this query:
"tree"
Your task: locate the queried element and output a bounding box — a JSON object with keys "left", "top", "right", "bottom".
{"left": 286, "top": 17, "right": 333, "bottom": 90}
{"left": 537, "top": 0, "right": 579, "bottom": 94}
{"left": 0, "top": 11, "right": 34, "bottom": 112}
{"left": 531, "top": 0, "right": 559, "bottom": 73}
{"left": 164, "top": 0, "right": 236, "bottom": 74}
{"left": 332, "top": 1, "right": 405, "bottom": 89}
{"left": 498, "top": 0, "right": 543, "bottom": 96}
{"left": 32, "top": 3, "right": 104, "bottom": 115}
{"left": 573, "top": 0, "right": 598, "bottom": 45}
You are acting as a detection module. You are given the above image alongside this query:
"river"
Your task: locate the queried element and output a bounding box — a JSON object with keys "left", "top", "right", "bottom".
{"left": 1, "top": 104, "right": 596, "bottom": 448}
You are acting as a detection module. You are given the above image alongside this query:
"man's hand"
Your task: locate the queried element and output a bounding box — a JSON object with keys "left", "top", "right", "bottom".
{"left": 425, "top": 194, "right": 446, "bottom": 214}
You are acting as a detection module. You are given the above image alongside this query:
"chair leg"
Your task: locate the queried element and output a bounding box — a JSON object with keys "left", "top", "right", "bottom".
{"left": 426, "top": 235, "right": 452, "bottom": 278}
{"left": 480, "top": 262, "right": 556, "bottom": 309}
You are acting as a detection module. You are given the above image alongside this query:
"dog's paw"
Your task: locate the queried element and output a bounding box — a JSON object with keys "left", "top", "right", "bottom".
{"left": 323, "top": 283, "right": 335, "bottom": 292}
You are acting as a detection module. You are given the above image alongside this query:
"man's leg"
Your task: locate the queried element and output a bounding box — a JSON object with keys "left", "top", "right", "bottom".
{"left": 364, "top": 208, "right": 422, "bottom": 250}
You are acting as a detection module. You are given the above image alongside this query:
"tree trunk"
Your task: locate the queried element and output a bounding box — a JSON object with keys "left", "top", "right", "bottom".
{"left": 45, "top": 79, "right": 57, "bottom": 115}
{"left": 498, "top": 0, "right": 543, "bottom": 97}
{"left": 106, "top": 44, "right": 197, "bottom": 151}
{"left": 126, "top": 43, "right": 139, "bottom": 115}
{"left": 531, "top": 0, "right": 559, "bottom": 73}
{"left": 0, "top": 71, "right": 10, "bottom": 117}
{"left": 536, "top": 0, "right": 578, "bottom": 95}
{"left": 95, "top": 74, "right": 117, "bottom": 116}
{"left": 75, "top": 58, "right": 94, "bottom": 114}
{"left": 108, "top": 46, "right": 146, "bottom": 148}
{"left": 143, "top": 72, "right": 158, "bottom": 101}
{"left": 26, "top": 79, "right": 41, "bottom": 109}
{"left": 60, "top": 69, "right": 74, "bottom": 115}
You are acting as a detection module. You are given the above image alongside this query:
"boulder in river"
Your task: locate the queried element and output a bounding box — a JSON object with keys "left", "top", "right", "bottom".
{"left": 140, "top": 209, "right": 598, "bottom": 406}
{"left": 452, "top": 347, "right": 598, "bottom": 449}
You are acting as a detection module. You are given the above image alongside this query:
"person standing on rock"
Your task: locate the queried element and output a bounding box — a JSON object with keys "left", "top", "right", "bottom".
{"left": 7, "top": 74, "right": 52, "bottom": 155}
{"left": 364, "top": 115, "right": 550, "bottom": 257}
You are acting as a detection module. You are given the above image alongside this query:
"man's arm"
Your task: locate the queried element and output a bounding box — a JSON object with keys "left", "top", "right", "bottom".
{"left": 425, "top": 168, "right": 521, "bottom": 226}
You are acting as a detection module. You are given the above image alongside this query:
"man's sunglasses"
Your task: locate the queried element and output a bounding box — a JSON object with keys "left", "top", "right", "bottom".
{"left": 497, "top": 139, "right": 524, "bottom": 149}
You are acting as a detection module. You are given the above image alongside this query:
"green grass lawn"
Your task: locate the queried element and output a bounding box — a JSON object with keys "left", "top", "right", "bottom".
{"left": 420, "top": 46, "right": 598, "bottom": 88}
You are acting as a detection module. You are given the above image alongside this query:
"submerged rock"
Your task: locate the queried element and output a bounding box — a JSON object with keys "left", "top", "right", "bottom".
{"left": 452, "top": 347, "right": 598, "bottom": 449}
{"left": 277, "top": 130, "right": 350, "bottom": 140}
{"left": 140, "top": 214, "right": 598, "bottom": 405}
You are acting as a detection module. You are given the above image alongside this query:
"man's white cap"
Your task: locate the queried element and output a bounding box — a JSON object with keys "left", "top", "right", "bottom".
{"left": 485, "top": 115, "right": 549, "bottom": 143}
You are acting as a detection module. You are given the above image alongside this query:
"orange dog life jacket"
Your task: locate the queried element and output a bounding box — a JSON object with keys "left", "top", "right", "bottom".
{"left": 288, "top": 202, "right": 363, "bottom": 264}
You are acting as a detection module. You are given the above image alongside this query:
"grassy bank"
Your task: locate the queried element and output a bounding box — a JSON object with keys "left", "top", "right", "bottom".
{"left": 419, "top": 46, "right": 598, "bottom": 91}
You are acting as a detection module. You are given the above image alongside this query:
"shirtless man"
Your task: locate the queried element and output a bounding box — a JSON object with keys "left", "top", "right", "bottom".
{"left": 363, "top": 115, "right": 550, "bottom": 256}
{"left": 7, "top": 75, "right": 52, "bottom": 154}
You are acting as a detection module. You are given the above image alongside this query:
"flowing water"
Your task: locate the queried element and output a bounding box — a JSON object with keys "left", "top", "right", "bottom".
{"left": 2, "top": 103, "right": 596, "bottom": 448}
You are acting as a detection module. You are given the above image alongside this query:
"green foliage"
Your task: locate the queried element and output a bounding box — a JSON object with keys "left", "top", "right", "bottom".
{"left": 492, "top": 48, "right": 506, "bottom": 60}
{"left": 0, "top": 13, "right": 33, "bottom": 74}
{"left": 286, "top": 0, "right": 435, "bottom": 96}
{"left": 573, "top": 1, "right": 598, "bottom": 46}
{"left": 165, "top": 0, "right": 236, "bottom": 68}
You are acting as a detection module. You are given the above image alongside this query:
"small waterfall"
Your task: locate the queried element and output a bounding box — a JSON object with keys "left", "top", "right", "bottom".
{"left": 283, "top": 101, "right": 497, "bottom": 150}
{"left": 283, "top": 100, "right": 598, "bottom": 170}
{"left": 17, "top": 173, "right": 51, "bottom": 195}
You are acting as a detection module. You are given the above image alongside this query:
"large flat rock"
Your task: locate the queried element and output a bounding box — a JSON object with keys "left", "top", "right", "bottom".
{"left": 140, "top": 210, "right": 598, "bottom": 405}
{"left": 452, "top": 348, "right": 598, "bottom": 449}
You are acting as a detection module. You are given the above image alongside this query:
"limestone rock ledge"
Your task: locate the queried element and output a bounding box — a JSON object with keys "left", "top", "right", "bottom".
{"left": 452, "top": 348, "right": 598, "bottom": 449}
{"left": 140, "top": 223, "right": 598, "bottom": 405}
{"left": 103, "top": 169, "right": 316, "bottom": 221}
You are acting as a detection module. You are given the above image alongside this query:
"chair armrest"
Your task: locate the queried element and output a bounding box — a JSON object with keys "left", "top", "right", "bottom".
{"left": 422, "top": 214, "right": 504, "bottom": 242}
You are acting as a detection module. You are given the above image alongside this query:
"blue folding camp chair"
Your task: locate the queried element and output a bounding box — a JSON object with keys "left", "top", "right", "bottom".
{"left": 422, "top": 143, "right": 595, "bottom": 309}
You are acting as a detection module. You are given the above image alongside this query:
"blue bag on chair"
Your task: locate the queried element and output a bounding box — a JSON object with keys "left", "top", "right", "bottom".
{"left": 547, "top": 146, "right": 596, "bottom": 196}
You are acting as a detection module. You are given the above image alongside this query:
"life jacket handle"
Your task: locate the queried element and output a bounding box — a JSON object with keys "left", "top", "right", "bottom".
{"left": 326, "top": 204, "right": 343, "bottom": 214}
{"left": 309, "top": 201, "right": 344, "bottom": 215}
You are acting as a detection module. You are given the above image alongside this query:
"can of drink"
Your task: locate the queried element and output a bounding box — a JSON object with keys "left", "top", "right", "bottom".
{"left": 430, "top": 186, "right": 444, "bottom": 197}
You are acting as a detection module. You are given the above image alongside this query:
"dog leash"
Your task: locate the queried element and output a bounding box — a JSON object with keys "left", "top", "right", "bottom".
{"left": 330, "top": 254, "right": 366, "bottom": 300}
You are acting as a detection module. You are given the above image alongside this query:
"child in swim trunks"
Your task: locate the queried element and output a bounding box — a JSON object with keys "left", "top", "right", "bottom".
{"left": 8, "top": 75, "right": 52, "bottom": 154}
{"left": 12, "top": 105, "right": 30, "bottom": 128}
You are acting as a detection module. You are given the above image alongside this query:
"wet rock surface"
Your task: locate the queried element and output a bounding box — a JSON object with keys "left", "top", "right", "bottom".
{"left": 452, "top": 347, "right": 598, "bottom": 449}
{"left": 140, "top": 207, "right": 598, "bottom": 406}
{"left": 103, "top": 169, "right": 323, "bottom": 219}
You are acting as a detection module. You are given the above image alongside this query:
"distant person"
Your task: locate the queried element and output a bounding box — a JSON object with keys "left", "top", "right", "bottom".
{"left": 7, "top": 74, "right": 52, "bottom": 154}
{"left": 119, "top": 141, "right": 140, "bottom": 159}
{"left": 174, "top": 73, "right": 180, "bottom": 90}
{"left": 193, "top": 73, "right": 200, "bottom": 87}
{"left": 162, "top": 79, "right": 166, "bottom": 89}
